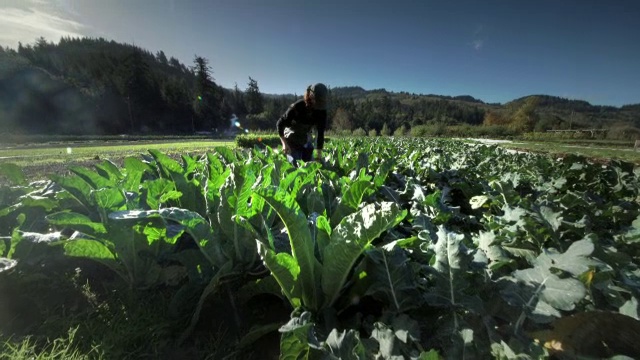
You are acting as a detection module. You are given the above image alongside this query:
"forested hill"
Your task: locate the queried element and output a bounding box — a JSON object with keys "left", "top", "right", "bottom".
{"left": 1, "top": 37, "right": 638, "bottom": 136}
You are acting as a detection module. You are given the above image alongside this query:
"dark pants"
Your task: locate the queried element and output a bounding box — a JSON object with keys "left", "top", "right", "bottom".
{"left": 286, "top": 143, "right": 313, "bottom": 166}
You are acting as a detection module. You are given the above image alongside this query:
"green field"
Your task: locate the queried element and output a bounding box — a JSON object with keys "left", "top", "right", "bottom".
{"left": 2, "top": 137, "right": 638, "bottom": 183}
{"left": 501, "top": 140, "right": 640, "bottom": 164}
{"left": 1, "top": 137, "right": 639, "bottom": 359}
{"left": 0, "top": 139, "right": 235, "bottom": 181}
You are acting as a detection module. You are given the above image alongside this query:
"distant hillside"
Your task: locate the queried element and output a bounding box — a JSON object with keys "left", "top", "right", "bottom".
{"left": 331, "top": 87, "right": 485, "bottom": 104}
{"left": 1, "top": 37, "right": 639, "bottom": 137}
{"left": 503, "top": 95, "right": 640, "bottom": 129}
{"left": 328, "top": 86, "right": 640, "bottom": 131}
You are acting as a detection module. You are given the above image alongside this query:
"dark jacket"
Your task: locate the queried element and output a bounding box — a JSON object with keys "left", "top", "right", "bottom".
{"left": 276, "top": 99, "right": 327, "bottom": 150}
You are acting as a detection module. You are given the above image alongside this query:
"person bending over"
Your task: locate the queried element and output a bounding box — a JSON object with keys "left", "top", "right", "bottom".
{"left": 276, "top": 83, "right": 328, "bottom": 165}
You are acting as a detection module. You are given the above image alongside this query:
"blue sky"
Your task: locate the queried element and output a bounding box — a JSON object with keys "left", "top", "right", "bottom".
{"left": 1, "top": 0, "right": 639, "bottom": 106}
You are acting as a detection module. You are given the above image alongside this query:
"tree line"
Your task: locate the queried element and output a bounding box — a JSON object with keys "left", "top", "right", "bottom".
{"left": 1, "top": 37, "right": 639, "bottom": 138}
{"left": 0, "top": 37, "right": 292, "bottom": 135}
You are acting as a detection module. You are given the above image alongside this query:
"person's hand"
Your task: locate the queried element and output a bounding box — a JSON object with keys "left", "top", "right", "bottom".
{"left": 314, "top": 149, "right": 323, "bottom": 161}
{"left": 280, "top": 137, "right": 289, "bottom": 154}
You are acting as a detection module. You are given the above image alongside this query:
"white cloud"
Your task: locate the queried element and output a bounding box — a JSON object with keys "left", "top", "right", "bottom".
{"left": 470, "top": 24, "right": 485, "bottom": 51}
{"left": 0, "top": 5, "right": 88, "bottom": 49}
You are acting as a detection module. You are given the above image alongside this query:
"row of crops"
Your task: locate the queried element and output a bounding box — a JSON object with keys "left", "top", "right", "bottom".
{"left": 1, "top": 137, "right": 639, "bottom": 359}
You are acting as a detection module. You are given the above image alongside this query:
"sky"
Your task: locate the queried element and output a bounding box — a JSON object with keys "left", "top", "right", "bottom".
{"left": 1, "top": 0, "right": 639, "bottom": 106}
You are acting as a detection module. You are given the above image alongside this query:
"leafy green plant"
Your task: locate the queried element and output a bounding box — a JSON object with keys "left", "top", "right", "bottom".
{"left": 253, "top": 186, "right": 406, "bottom": 312}
{"left": 2, "top": 137, "right": 640, "bottom": 359}
{"left": 278, "top": 311, "right": 439, "bottom": 359}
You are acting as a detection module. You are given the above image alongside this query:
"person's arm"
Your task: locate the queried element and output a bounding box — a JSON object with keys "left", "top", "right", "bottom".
{"left": 276, "top": 104, "right": 297, "bottom": 153}
{"left": 315, "top": 110, "right": 327, "bottom": 160}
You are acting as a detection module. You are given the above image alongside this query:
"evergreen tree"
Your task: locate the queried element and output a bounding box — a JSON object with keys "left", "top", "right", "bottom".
{"left": 156, "top": 50, "right": 168, "bottom": 65}
{"left": 244, "top": 76, "right": 263, "bottom": 114}
{"left": 232, "top": 82, "right": 247, "bottom": 115}
{"left": 192, "top": 55, "right": 220, "bottom": 131}
{"left": 118, "top": 49, "right": 162, "bottom": 132}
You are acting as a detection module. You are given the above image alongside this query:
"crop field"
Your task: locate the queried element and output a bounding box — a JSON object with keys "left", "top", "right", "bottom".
{"left": 1, "top": 137, "right": 639, "bottom": 359}
{"left": 0, "top": 139, "right": 235, "bottom": 182}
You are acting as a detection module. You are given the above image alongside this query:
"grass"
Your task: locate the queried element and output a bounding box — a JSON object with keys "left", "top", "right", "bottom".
{"left": 0, "top": 328, "right": 104, "bottom": 360}
{"left": 501, "top": 140, "right": 640, "bottom": 164}
{"left": 0, "top": 139, "right": 236, "bottom": 182}
{"left": 0, "top": 259, "right": 231, "bottom": 360}
{"left": 0, "top": 139, "right": 235, "bottom": 166}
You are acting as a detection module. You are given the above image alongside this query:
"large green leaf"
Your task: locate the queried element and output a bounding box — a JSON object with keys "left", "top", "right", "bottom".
{"left": 373, "top": 158, "right": 394, "bottom": 188}
{"left": 218, "top": 163, "right": 257, "bottom": 263}
{"left": 206, "top": 152, "right": 226, "bottom": 180}
{"left": 149, "top": 149, "right": 206, "bottom": 217}
{"left": 257, "top": 241, "right": 302, "bottom": 308}
{"left": 94, "top": 159, "right": 123, "bottom": 183}
{"left": 213, "top": 146, "right": 238, "bottom": 165}
{"left": 50, "top": 174, "right": 95, "bottom": 210}
{"left": 110, "top": 207, "right": 226, "bottom": 268}
{"left": 13, "top": 195, "right": 58, "bottom": 213}
{"left": 6, "top": 230, "right": 64, "bottom": 268}
{"left": 322, "top": 202, "right": 406, "bottom": 308}
{"left": 538, "top": 206, "right": 563, "bottom": 232}
{"left": 329, "top": 180, "right": 373, "bottom": 228}
{"left": 279, "top": 312, "right": 321, "bottom": 360}
{"left": 122, "top": 156, "right": 153, "bottom": 192}
{"left": 142, "top": 178, "right": 177, "bottom": 209}
{"left": 533, "top": 238, "right": 601, "bottom": 276}
{"left": 370, "top": 322, "right": 403, "bottom": 359}
{"left": 474, "top": 230, "right": 511, "bottom": 270}
{"left": 425, "top": 227, "right": 484, "bottom": 320}
{"left": 247, "top": 163, "right": 275, "bottom": 230}
{"left": 323, "top": 328, "right": 367, "bottom": 360}
{"left": 290, "top": 162, "right": 322, "bottom": 198}
{"left": 502, "top": 266, "right": 587, "bottom": 327}
{"left": 99, "top": 214, "right": 164, "bottom": 287}
{"left": 149, "top": 148, "right": 183, "bottom": 175}
{"left": 93, "top": 188, "right": 127, "bottom": 214}
{"left": 503, "top": 238, "right": 600, "bottom": 327}
{"left": 314, "top": 215, "right": 331, "bottom": 263}
{"left": 514, "top": 267, "right": 586, "bottom": 312}
{"left": 47, "top": 211, "right": 107, "bottom": 236}
{"left": 361, "top": 247, "right": 421, "bottom": 312}
{"left": 70, "top": 165, "right": 115, "bottom": 189}
{"left": 255, "top": 186, "right": 321, "bottom": 310}
{"left": 62, "top": 239, "right": 118, "bottom": 270}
